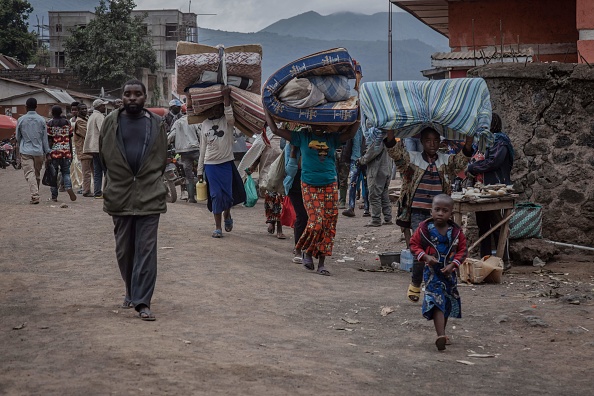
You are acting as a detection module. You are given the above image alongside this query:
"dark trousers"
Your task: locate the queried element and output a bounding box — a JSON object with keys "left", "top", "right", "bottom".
{"left": 112, "top": 214, "right": 160, "bottom": 310}
{"left": 476, "top": 210, "right": 509, "bottom": 261}
{"left": 288, "top": 185, "right": 307, "bottom": 248}
{"left": 410, "top": 209, "right": 431, "bottom": 287}
{"left": 92, "top": 153, "right": 105, "bottom": 196}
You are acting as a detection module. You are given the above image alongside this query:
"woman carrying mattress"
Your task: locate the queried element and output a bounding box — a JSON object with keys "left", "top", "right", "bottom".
{"left": 265, "top": 109, "right": 360, "bottom": 276}
{"left": 197, "top": 86, "right": 247, "bottom": 238}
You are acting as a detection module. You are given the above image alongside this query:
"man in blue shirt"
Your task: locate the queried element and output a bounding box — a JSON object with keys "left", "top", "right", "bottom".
{"left": 16, "top": 98, "right": 50, "bottom": 204}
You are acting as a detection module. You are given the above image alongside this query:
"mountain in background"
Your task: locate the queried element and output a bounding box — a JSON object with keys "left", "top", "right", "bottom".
{"left": 198, "top": 28, "right": 436, "bottom": 82}
{"left": 261, "top": 11, "right": 448, "bottom": 50}
{"left": 26, "top": 1, "right": 444, "bottom": 81}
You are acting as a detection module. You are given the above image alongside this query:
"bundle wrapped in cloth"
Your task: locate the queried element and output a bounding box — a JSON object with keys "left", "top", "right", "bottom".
{"left": 175, "top": 42, "right": 265, "bottom": 136}
{"left": 262, "top": 48, "right": 360, "bottom": 126}
{"left": 359, "top": 78, "right": 494, "bottom": 152}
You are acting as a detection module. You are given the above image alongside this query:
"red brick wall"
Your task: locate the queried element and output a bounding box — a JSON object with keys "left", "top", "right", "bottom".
{"left": 449, "top": 0, "right": 578, "bottom": 62}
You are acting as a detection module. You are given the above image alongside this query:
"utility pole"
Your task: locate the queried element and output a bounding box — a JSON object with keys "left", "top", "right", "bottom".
{"left": 388, "top": 1, "right": 393, "bottom": 81}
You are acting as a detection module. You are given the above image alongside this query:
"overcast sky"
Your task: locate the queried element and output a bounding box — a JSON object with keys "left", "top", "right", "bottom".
{"left": 136, "top": 0, "right": 396, "bottom": 32}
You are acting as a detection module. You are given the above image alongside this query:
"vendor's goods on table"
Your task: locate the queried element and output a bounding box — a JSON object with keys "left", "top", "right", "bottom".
{"left": 262, "top": 47, "right": 361, "bottom": 126}
{"left": 451, "top": 183, "right": 516, "bottom": 202}
{"left": 359, "top": 78, "right": 493, "bottom": 152}
{"left": 175, "top": 42, "right": 264, "bottom": 136}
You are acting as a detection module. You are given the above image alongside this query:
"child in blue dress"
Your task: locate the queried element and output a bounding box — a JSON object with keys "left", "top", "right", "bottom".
{"left": 409, "top": 194, "right": 468, "bottom": 351}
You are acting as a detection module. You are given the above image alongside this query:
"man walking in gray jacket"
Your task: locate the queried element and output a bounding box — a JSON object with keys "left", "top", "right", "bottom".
{"left": 167, "top": 115, "right": 200, "bottom": 203}
{"left": 16, "top": 98, "right": 50, "bottom": 204}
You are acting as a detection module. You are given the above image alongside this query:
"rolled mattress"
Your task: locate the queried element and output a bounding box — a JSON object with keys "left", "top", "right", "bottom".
{"left": 262, "top": 48, "right": 359, "bottom": 126}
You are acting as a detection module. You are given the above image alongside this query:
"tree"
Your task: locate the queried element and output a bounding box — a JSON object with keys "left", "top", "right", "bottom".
{"left": 64, "top": 0, "right": 158, "bottom": 88}
{"left": 0, "top": 0, "right": 37, "bottom": 63}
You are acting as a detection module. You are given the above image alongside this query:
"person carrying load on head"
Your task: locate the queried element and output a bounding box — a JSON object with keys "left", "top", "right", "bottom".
{"left": 383, "top": 127, "right": 474, "bottom": 302}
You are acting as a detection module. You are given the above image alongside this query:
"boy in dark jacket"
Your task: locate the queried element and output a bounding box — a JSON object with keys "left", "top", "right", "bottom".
{"left": 410, "top": 194, "right": 467, "bottom": 351}
{"left": 99, "top": 79, "right": 167, "bottom": 321}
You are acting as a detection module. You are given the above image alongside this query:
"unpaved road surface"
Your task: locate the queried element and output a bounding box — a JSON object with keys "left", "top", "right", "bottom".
{"left": 1, "top": 167, "right": 593, "bottom": 395}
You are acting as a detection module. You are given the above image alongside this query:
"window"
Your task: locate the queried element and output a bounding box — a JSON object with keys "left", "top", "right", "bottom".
{"left": 55, "top": 24, "right": 62, "bottom": 33}
{"left": 54, "top": 52, "right": 65, "bottom": 68}
{"left": 165, "top": 24, "right": 177, "bottom": 41}
{"left": 166, "top": 50, "right": 176, "bottom": 69}
{"left": 77, "top": 24, "right": 86, "bottom": 30}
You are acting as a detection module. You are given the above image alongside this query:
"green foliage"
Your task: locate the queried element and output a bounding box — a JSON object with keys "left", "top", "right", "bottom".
{"left": 0, "top": 0, "right": 37, "bottom": 63}
{"left": 64, "top": 0, "right": 158, "bottom": 88}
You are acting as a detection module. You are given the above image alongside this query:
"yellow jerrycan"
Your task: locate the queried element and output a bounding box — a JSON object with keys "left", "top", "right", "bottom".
{"left": 196, "top": 180, "right": 208, "bottom": 201}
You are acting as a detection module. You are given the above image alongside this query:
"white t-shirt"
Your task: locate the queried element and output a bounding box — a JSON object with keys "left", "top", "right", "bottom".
{"left": 197, "top": 106, "right": 235, "bottom": 175}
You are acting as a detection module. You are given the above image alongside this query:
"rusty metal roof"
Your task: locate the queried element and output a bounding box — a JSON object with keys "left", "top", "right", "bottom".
{"left": 391, "top": 0, "right": 450, "bottom": 37}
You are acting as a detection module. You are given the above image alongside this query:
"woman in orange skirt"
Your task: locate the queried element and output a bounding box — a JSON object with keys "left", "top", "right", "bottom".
{"left": 265, "top": 110, "right": 359, "bottom": 275}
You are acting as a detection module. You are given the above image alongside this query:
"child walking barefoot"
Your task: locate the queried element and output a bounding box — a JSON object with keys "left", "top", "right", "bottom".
{"left": 409, "top": 194, "right": 468, "bottom": 351}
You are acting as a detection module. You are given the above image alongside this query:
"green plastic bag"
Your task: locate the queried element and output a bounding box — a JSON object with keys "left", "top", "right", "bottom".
{"left": 244, "top": 174, "right": 258, "bottom": 207}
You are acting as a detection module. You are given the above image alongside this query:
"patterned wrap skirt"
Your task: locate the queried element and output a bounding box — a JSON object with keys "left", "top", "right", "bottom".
{"left": 296, "top": 182, "right": 338, "bottom": 258}
{"left": 422, "top": 263, "right": 462, "bottom": 320}
{"left": 265, "top": 192, "right": 283, "bottom": 223}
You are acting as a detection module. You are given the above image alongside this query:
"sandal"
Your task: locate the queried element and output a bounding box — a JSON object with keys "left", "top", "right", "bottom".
{"left": 407, "top": 284, "right": 421, "bottom": 303}
{"left": 224, "top": 218, "right": 233, "bottom": 232}
{"left": 435, "top": 336, "right": 447, "bottom": 351}
{"left": 212, "top": 229, "right": 223, "bottom": 238}
{"left": 302, "top": 255, "right": 314, "bottom": 271}
{"left": 317, "top": 268, "right": 331, "bottom": 276}
{"left": 138, "top": 309, "right": 156, "bottom": 321}
{"left": 276, "top": 233, "right": 286, "bottom": 239}
{"left": 121, "top": 300, "right": 134, "bottom": 309}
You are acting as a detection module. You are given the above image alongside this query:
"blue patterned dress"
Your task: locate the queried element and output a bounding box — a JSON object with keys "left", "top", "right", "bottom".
{"left": 422, "top": 223, "right": 462, "bottom": 320}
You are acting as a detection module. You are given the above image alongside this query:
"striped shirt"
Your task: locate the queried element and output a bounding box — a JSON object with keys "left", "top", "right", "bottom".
{"left": 412, "top": 161, "right": 442, "bottom": 210}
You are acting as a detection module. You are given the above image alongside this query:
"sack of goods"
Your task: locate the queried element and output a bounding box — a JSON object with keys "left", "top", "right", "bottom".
{"left": 262, "top": 47, "right": 361, "bottom": 126}
{"left": 175, "top": 42, "right": 265, "bottom": 136}
{"left": 359, "top": 78, "right": 494, "bottom": 152}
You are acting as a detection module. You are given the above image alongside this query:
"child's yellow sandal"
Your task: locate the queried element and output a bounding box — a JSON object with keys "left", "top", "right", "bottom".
{"left": 407, "top": 284, "right": 421, "bottom": 302}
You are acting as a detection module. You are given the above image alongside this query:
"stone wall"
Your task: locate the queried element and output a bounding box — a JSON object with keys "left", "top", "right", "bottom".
{"left": 469, "top": 63, "right": 594, "bottom": 246}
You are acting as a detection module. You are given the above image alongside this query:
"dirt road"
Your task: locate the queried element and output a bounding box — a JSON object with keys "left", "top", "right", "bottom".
{"left": 1, "top": 167, "right": 593, "bottom": 395}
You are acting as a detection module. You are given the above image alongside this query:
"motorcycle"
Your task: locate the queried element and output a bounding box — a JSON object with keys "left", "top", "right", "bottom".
{"left": 0, "top": 138, "right": 20, "bottom": 170}
{"left": 163, "top": 149, "right": 188, "bottom": 203}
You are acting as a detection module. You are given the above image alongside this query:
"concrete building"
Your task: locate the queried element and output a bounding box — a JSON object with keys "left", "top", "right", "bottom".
{"left": 392, "top": 0, "right": 594, "bottom": 78}
{"left": 48, "top": 9, "right": 198, "bottom": 73}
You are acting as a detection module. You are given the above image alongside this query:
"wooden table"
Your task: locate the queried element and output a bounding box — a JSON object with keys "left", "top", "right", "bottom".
{"left": 453, "top": 197, "right": 516, "bottom": 259}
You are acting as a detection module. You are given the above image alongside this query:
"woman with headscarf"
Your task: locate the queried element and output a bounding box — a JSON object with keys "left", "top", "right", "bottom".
{"left": 467, "top": 113, "right": 515, "bottom": 268}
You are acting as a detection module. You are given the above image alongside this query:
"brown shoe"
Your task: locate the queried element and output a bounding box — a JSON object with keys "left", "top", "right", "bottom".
{"left": 66, "top": 189, "right": 77, "bottom": 201}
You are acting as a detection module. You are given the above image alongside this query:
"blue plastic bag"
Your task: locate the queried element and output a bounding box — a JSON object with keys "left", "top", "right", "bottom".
{"left": 244, "top": 174, "right": 258, "bottom": 207}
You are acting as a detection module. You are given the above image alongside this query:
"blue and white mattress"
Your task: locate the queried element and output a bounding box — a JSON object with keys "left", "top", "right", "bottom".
{"left": 360, "top": 78, "right": 494, "bottom": 152}
{"left": 262, "top": 48, "right": 359, "bottom": 126}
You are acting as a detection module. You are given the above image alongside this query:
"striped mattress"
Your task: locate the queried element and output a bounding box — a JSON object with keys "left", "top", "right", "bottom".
{"left": 359, "top": 78, "right": 494, "bottom": 152}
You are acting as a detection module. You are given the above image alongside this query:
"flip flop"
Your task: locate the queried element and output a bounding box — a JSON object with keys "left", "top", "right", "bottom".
{"left": 121, "top": 300, "right": 134, "bottom": 309}
{"left": 407, "top": 284, "right": 421, "bottom": 302}
{"left": 435, "top": 336, "right": 447, "bottom": 351}
{"left": 212, "top": 229, "right": 223, "bottom": 238}
{"left": 317, "top": 268, "right": 331, "bottom": 276}
{"left": 224, "top": 218, "right": 233, "bottom": 232}
{"left": 276, "top": 233, "right": 286, "bottom": 239}
{"left": 138, "top": 308, "right": 156, "bottom": 321}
